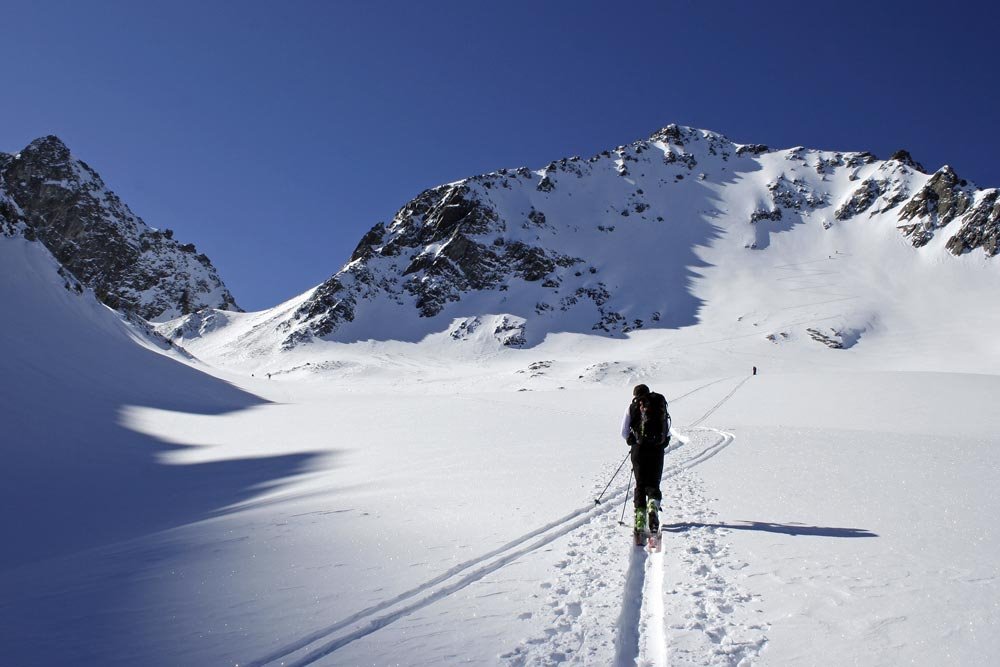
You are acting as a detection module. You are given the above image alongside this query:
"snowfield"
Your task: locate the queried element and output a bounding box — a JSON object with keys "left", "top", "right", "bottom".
{"left": 3, "top": 131, "right": 1000, "bottom": 666}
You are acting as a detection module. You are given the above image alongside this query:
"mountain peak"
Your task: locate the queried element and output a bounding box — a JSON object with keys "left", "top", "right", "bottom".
{"left": 21, "top": 135, "right": 73, "bottom": 164}
{"left": 251, "top": 125, "right": 999, "bottom": 351}
{"left": 888, "top": 149, "right": 926, "bottom": 173}
{"left": 2, "top": 136, "right": 240, "bottom": 320}
{"left": 648, "top": 124, "right": 732, "bottom": 146}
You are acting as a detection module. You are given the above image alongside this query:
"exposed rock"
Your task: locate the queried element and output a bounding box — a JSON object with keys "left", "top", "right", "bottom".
{"left": 806, "top": 327, "right": 862, "bottom": 349}
{"left": 450, "top": 316, "right": 482, "bottom": 340}
{"left": 898, "top": 166, "right": 974, "bottom": 247}
{"left": 650, "top": 124, "right": 685, "bottom": 145}
{"left": 889, "top": 149, "right": 926, "bottom": 173}
{"left": 736, "top": 144, "right": 769, "bottom": 156}
{"left": 945, "top": 190, "right": 1000, "bottom": 256}
{"left": 662, "top": 149, "right": 697, "bottom": 170}
{"left": 493, "top": 316, "right": 526, "bottom": 347}
{"left": 768, "top": 176, "right": 826, "bottom": 211}
{"left": 0, "top": 135, "right": 238, "bottom": 320}
{"left": 806, "top": 328, "right": 844, "bottom": 349}
{"left": 592, "top": 309, "right": 626, "bottom": 333}
{"left": 845, "top": 152, "right": 878, "bottom": 168}
{"left": 750, "top": 208, "right": 783, "bottom": 224}
{"left": 350, "top": 222, "right": 386, "bottom": 262}
{"left": 286, "top": 181, "right": 586, "bottom": 345}
{"left": 836, "top": 178, "right": 889, "bottom": 220}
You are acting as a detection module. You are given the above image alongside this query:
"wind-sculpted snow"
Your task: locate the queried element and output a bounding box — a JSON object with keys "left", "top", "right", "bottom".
{"left": 0, "top": 135, "right": 239, "bottom": 320}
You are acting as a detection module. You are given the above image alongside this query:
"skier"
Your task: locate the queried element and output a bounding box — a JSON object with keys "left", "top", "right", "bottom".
{"left": 620, "top": 384, "right": 670, "bottom": 540}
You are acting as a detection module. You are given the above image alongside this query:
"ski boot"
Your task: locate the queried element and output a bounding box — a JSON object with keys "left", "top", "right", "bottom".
{"left": 646, "top": 499, "right": 662, "bottom": 551}
{"left": 647, "top": 498, "right": 661, "bottom": 534}
{"left": 633, "top": 506, "right": 647, "bottom": 545}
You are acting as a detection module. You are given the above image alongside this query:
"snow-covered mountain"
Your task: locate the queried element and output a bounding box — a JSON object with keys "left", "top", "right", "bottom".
{"left": 163, "top": 124, "right": 999, "bottom": 362}
{"left": 4, "top": 125, "right": 1000, "bottom": 667}
{"left": 0, "top": 136, "right": 239, "bottom": 321}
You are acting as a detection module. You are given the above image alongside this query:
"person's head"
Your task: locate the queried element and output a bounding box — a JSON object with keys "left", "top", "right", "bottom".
{"left": 633, "top": 384, "right": 650, "bottom": 397}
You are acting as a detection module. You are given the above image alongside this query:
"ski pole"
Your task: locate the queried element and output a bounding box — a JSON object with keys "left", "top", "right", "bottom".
{"left": 594, "top": 451, "right": 630, "bottom": 504}
{"left": 618, "top": 467, "right": 633, "bottom": 526}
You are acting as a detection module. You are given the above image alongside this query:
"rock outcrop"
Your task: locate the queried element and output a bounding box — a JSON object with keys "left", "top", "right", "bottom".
{"left": 0, "top": 136, "right": 239, "bottom": 320}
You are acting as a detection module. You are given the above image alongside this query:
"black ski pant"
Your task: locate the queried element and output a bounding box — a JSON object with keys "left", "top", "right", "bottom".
{"left": 630, "top": 443, "right": 665, "bottom": 510}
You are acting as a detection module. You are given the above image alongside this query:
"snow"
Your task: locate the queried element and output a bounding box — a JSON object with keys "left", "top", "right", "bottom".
{"left": 3, "top": 128, "right": 1000, "bottom": 666}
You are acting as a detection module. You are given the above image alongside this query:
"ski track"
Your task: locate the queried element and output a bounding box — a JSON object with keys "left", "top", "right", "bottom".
{"left": 245, "top": 376, "right": 752, "bottom": 667}
{"left": 502, "top": 377, "right": 765, "bottom": 667}
{"left": 688, "top": 377, "right": 749, "bottom": 428}
{"left": 500, "top": 428, "right": 740, "bottom": 667}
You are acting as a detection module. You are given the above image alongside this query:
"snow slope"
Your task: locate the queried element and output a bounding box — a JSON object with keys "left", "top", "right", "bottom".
{"left": 3, "top": 127, "right": 1000, "bottom": 666}
{"left": 0, "top": 231, "right": 314, "bottom": 572}
{"left": 5, "top": 366, "right": 997, "bottom": 666}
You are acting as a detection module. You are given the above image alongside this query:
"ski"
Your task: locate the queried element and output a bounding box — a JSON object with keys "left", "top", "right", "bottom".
{"left": 632, "top": 526, "right": 661, "bottom": 551}
{"left": 647, "top": 528, "right": 662, "bottom": 552}
{"left": 632, "top": 503, "right": 663, "bottom": 550}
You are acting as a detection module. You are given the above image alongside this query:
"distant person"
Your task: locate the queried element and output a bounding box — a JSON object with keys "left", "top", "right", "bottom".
{"left": 753, "top": 366, "right": 757, "bottom": 376}
{"left": 620, "top": 384, "right": 671, "bottom": 537}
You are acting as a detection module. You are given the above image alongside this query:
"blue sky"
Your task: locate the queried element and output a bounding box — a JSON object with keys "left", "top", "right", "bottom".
{"left": 3, "top": 0, "right": 998, "bottom": 310}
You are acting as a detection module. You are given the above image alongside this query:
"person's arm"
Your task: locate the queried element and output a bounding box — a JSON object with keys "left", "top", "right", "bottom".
{"left": 663, "top": 403, "right": 671, "bottom": 445}
{"left": 620, "top": 407, "right": 632, "bottom": 442}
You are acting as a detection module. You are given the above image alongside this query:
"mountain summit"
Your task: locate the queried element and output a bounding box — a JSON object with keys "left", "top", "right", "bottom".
{"left": 165, "top": 124, "right": 1000, "bottom": 354}
{"left": 0, "top": 136, "right": 238, "bottom": 321}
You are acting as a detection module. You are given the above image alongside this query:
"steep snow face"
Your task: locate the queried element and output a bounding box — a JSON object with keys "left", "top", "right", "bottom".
{"left": 167, "top": 124, "right": 999, "bottom": 360}
{"left": 0, "top": 136, "right": 239, "bottom": 321}
{"left": 0, "top": 228, "right": 300, "bottom": 571}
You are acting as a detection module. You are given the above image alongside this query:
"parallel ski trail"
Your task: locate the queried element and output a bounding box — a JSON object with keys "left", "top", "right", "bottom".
{"left": 610, "top": 427, "right": 734, "bottom": 667}
{"left": 613, "top": 547, "right": 647, "bottom": 665}
{"left": 628, "top": 374, "right": 748, "bottom": 667}
{"left": 285, "top": 503, "right": 625, "bottom": 667}
{"left": 642, "top": 550, "right": 668, "bottom": 666}
{"left": 247, "top": 376, "right": 748, "bottom": 667}
{"left": 243, "top": 504, "right": 609, "bottom": 667}
{"left": 689, "top": 377, "right": 749, "bottom": 428}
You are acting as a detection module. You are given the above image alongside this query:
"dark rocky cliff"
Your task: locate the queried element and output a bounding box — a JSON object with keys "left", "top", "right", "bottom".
{"left": 0, "top": 136, "right": 239, "bottom": 320}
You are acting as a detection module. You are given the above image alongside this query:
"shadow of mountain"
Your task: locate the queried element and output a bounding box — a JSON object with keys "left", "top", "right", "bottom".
{"left": 0, "top": 236, "right": 328, "bottom": 666}
{"left": 0, "top": 338, "right": 321, "bottom": 572}
{"left": 662, "top": 521, "right": 878, "bottom": 538}
{"left": 0, "top": 237, "right": 323, "bottom": 572}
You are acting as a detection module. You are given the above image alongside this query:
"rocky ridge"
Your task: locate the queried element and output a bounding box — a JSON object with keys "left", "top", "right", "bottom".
{"left": 169, "top": 124, "right": 1000, "bottom": 351}
{"left": 0, "top": 136, "right": 239, "bottom": 321}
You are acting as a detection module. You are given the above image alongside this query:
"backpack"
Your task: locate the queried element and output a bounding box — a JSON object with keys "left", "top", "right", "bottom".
{"left": 633, "top": 392, "right": 669, "bottom": 446}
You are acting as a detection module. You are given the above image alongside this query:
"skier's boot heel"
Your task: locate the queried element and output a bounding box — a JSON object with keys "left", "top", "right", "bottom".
{"left": 647, "top": 499, "right": 661, "bottom": 533}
